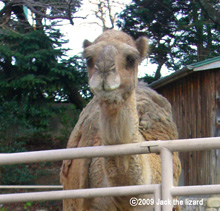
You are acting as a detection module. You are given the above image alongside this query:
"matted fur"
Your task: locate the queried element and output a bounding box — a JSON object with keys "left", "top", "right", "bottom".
{"left": 60, "top": 30, "right": 181, "bottom": 211}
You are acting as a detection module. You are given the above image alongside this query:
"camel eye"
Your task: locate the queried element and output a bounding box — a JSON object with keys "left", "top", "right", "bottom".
{"left": 126, "top": 55, "right": 136, "bottom": 69}
{"left": 86, "top": 57, "right": 94, "bottom": 68}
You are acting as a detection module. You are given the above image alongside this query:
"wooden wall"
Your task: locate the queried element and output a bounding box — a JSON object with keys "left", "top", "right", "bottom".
{"left": 155, "top": 68, "right": 220, "bottom": 185}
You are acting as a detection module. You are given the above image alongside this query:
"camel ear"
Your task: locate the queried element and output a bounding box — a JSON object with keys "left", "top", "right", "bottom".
{"left": 83, "top": 39, "right": 92, "bottom": 49}
{"left": 135, "top": 37, "right": 149, "bottom": 61}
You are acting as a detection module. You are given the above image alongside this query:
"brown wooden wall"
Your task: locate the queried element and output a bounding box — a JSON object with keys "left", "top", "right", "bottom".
{"left": 155, "top": 68, "right": 220, "bottom": 185}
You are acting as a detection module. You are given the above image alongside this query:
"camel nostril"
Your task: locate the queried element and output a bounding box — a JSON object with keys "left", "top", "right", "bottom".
{"left": 89, "top": 71, "right": 121, "bottom": 92}
{"left": 103, "top": 72, "right": 121, "bottom": 91}
{"left": 89, "top": 72, "right": 102, "bottom": 92}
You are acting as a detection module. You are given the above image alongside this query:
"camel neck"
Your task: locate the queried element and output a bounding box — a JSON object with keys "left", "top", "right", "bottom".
{"left": 99, "top": 91, "right": 139, "bottom": 145}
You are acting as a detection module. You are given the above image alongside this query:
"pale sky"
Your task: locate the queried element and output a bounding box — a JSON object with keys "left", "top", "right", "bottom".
{"left": 59, "top": 0, "right": 128, "bottom": 55}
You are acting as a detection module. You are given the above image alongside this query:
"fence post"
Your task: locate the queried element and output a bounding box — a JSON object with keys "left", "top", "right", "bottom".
{"left": 161, "top": 148, "right": 173, "bottom": 211}
{"left": 154, "top": 184, "right": 161, "bottom": 211}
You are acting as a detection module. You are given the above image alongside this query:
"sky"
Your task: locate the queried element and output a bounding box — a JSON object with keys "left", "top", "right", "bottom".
{"left": 59, "top": 0, "right": 130, "bottom": 55}
{"left": 57, "top": 0, "right": 173, "bottom": 78}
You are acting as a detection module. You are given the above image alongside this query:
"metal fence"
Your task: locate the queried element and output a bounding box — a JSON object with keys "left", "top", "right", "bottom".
{"left": 0, "top": 137, "right": 220, "bottom": 211}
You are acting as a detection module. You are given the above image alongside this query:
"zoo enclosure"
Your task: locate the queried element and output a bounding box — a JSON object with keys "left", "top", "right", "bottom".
{"left": 0, "top": 137, "right": 220, "bottom": 211}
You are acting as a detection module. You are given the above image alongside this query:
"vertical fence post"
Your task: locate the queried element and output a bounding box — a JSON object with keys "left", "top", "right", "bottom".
{"left": 161, "top": 148, "right": 173, "bottom": 211}
{"left": 154, "top": 184, "right": 161, "bottom": 211}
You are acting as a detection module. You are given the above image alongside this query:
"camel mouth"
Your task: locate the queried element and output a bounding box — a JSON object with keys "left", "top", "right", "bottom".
{"left": 95, "top": 89, "right": 123, "bottom": 106}
{"left": 91, "top": 83, "right": 134, "bottom": 108}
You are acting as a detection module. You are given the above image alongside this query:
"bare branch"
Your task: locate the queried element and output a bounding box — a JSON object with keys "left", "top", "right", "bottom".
{"left": 106, "top": 0, "right": 114, "bottom": 29}
{"left": 88, "top": 0, "right": 123, "bottom": 31}
{"left": 0, "top": 0, "right": 85, "bottom": 29}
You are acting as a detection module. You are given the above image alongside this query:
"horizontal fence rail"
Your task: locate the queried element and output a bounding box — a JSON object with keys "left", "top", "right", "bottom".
{"left": 0, "top": 137, "right": 220, "bottom": 165}
{"left": 171, "top": 185, "right": 220, "bottom": 196}
{"left": 0, "top": 137, "right": 220, "bottom": 211}
{"left": 0, "top": 184, "right": 160, "bottom": 203}
{"left": 0, "top": 185, "right": 63, "bottom": 189}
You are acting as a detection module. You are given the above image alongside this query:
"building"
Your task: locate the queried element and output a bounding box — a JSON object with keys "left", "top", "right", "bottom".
{"left": 150, "top": 56, "right": 220, "bottom": 185}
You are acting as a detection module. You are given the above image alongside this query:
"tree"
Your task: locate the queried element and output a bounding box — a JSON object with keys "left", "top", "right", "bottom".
{"left": 0, "top": 0, "right": 89, "bottom": 143}
{"left": 80, "top": 0, "right": 127, "bottom": 31}
{"left": 197, "top": 0, "right": 220, "bottom": 26}
{"left": 0, "top": 0, "right": 89, "bottom": 108}
{"left": 0, "top": 0, "right": 90, "bottom": 185}
{"left": 0, "top": 0, "right": 83, "bottom": 30}
{"left": 0, "top": 28, "right": 88, "bottom": 105}
{"left": 118, "top": 0, "right": 220, "bottom": 82}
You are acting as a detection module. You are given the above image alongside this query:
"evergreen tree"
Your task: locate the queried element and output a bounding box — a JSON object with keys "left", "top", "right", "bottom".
{"left": 0, "top": 0, "right": 90, "bottom": 185}
{"left": 0, "top": 0, "right": 87, "bottom": 147}
{"left": 118, "top": 0, "right": 220, "bottom": 82}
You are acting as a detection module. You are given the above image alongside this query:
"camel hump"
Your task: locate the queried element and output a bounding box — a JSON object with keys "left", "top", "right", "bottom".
{"left": 136, "top": 82, "right": 178, "bottom": 141}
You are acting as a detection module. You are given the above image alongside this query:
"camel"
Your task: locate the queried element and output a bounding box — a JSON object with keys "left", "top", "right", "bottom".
{"left": 60, "top": 30, "right": 181, "bottom": 211}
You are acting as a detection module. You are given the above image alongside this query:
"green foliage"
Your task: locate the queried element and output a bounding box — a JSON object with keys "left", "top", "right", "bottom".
{"left": 1, "top": 164, "right": 34, "bottom": 185}
{"left": 0, "top": 29, "right": 58, "bottom": 103}
{"left": 53, "top": 55, "right": 90, "bottom": 105}
{"left": 55, "top": 104, "right": 81, "bottom": 146}
{"left": 0, "top": 27, "right": 89, "bottom": 106}
{"left": 0, "top": 24, "right": 88, "bottom": 186}
{"left": 141, "top": 74, "right": 157, "bottom": 84}
{"left": 118, "top": 0, "right": 220, "bottom": 82}
{"left": 0, "top": 100, "right": 39, "bottom": 185}
{"left": 24, "top": 201, "right": 34, "bottom": 211}
{"left": 0, "top": 101, "right": 27, "bottom": 142}
{"left": 0, "top": 208, "right": 8, "bottom": 211}
{"left": 0, "top": 31, "right": 87, "bottom": 183}
{"left": 0, "top": 138, "right": 35, "bottom": 185}
{"left": 0, "top": 0, "right": 88, "bottom": 189}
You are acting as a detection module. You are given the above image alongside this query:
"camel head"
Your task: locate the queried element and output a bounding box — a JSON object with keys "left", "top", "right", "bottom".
{"left": 83, "top": 30, "right": 148, "bottom": 108}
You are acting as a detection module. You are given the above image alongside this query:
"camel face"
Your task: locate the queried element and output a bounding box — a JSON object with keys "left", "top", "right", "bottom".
{"left": 83, "top": 30, "right": 148, "bottom": 107}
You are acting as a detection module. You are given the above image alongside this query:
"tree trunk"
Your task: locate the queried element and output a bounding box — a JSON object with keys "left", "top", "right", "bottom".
{"left": 63, "top": 79, "right": 86, "bottom": 110}
{"left": 154, "top": 63, "right": 163, "bottom": 80}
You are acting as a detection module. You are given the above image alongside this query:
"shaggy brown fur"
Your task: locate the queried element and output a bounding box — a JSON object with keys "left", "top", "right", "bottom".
{"left": 60, "top": 30, "right": 181, "bottom": 211}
